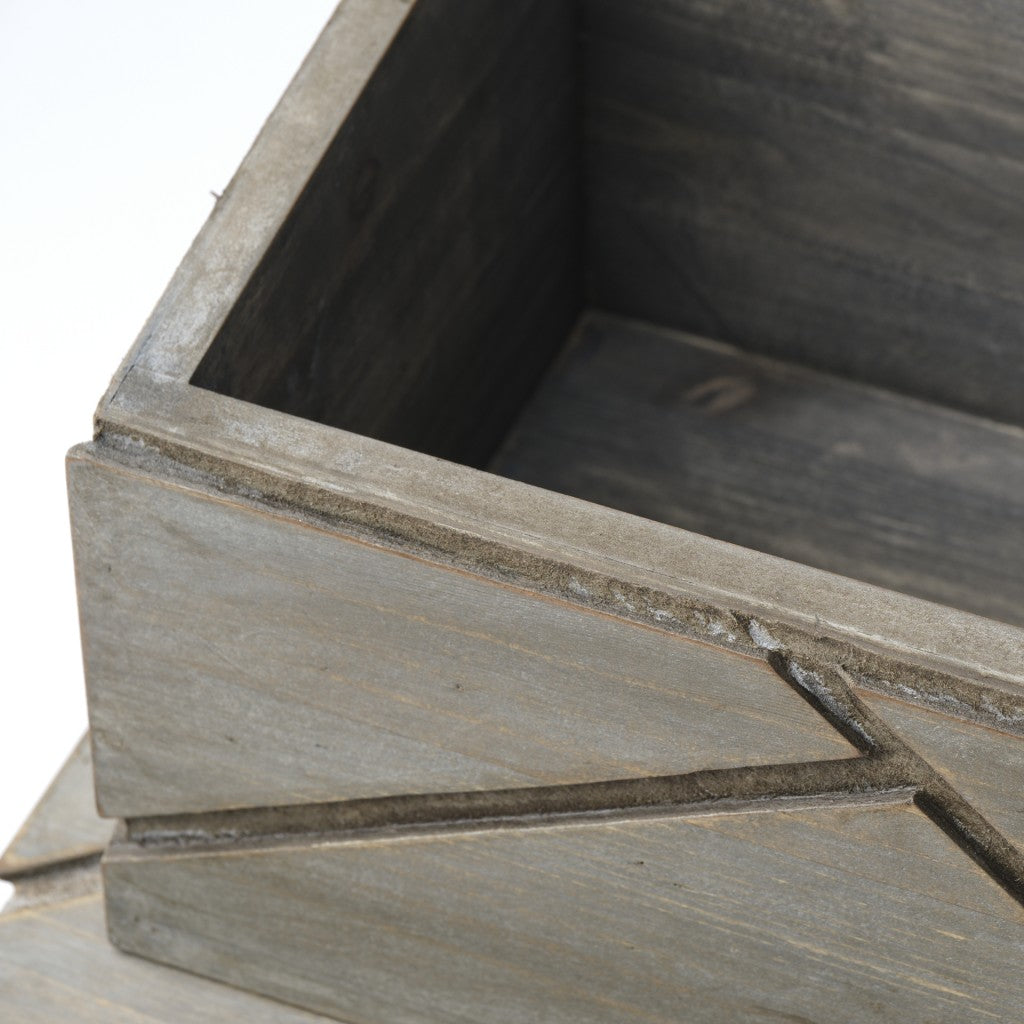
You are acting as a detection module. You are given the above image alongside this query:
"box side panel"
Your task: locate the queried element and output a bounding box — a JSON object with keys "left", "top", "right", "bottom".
{"left": 104, "top": 806, "right": 1024, "bottom": 1022}
{"left": 584, "top": 0, "right": 1024, "bottom": 424}
{"left": 67, "top": 446, "right": 852, "bottom": 818}
{"left": 192, "top": 0, "right": 582, "bottom": 468}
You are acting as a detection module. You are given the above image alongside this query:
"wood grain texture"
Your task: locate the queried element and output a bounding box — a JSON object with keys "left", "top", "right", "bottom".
{"left": 492, "top": 313, "right": 1024, "bottom": 626}
{"left": 0, "top": 896, "right": 333, "bottom": 1022}
{"left": 69, "top": 452, "right": 853, "bottom": 818}
{"left": 0, "top": 736, "right": 111, "bottom": 880}
{"left": 192, "top": 0, "right": 581, "bottom": 468}
{"left": 584, "top": 0, "right": 1024, "bottom": 424}
{"left": 0, "top": 740, "right": 331, "bottom": 1020}
{"left": 94, "top": 383, "right": 1024, "bottom": 704}
{"left": 857, "top": 690, "right": 1024, "bottom": 850}
{"left": 105, "top": 805, "right": 1024, "bottom": 1024}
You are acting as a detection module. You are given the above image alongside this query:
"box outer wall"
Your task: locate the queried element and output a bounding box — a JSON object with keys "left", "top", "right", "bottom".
{"left": 63, "top": 1, "right": 1024, "bottom": 1019}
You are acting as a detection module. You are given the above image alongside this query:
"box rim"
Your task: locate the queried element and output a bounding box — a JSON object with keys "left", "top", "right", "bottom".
{"left": 89, "top": 0, "right": 1024, "bottom": 695}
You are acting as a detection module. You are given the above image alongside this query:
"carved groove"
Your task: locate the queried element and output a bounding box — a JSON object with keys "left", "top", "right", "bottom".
{"left": 116, "top": 634, "right": 1024, "bottom": 908}
{"left": 124, "top": 758, "right": 917, "bottom": 853}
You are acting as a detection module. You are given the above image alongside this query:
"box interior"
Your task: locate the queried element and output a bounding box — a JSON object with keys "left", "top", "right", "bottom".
{"left": 191, "top": 0, "right": 1024, "bottom": 626}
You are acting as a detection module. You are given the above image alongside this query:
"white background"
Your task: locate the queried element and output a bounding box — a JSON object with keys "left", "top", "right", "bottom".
{"left": 0, "top": 0, "right": 338, "bottom": 901}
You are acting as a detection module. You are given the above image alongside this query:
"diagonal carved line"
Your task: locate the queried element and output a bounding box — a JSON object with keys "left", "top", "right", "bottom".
{"left": 111, "top": 625, "right": 1024, "bottom": 910}
{"left": 845, "top": 673, "right": 1024, "bottom": 907}
{"left": 916, "top": 781, "right": 1024, "bottom": 907}
{"left": 765, "top": 651, "right": 882, "bottom": 753}
{"left": 120, "top": 755, "right": 916, "bottom": 856}
{"left": 768, "top": 646, "right": 1024, "bottom": 908}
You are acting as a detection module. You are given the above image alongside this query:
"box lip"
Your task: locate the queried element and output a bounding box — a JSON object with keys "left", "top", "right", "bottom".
{"left": 89, "top": 0, "right": 1024, "bottom": 695}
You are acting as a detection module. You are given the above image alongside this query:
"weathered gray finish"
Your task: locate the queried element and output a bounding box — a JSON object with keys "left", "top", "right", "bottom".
{"left": 69, "top": 447, "right": 852, "bottom": 818}
{"left": 492, "top": 313, "right": 1024, "bottom": 626}
{"left": 858, "top": 689, "right": 1024, "bottom": 849}
{"left": 584, "top": 0, "right": 1024, "bottom": 424}
{"left": 105, "top": 618, "right": 1024, "bottom": 895}
{"left": 105, "top": 805, "right": 1024, "bottom": 1024}
{"left": 82, "top": 389, "right": 1024, "bottom": 701}
{"left": 99, "top": 625, "right": 1024, "bottom": 1020}
{"left": 0, "top": 896, "right": 335, "bottom": 1021}
{"left": 193, "top": 0, "right": 580, "bottom": 468}
{"left": 0, "top": 736, "right": 111, "bottom": 880}
{"left": 62, "top": 0, "right": 1024, "bottom": 1015}
{"left": 0, "top": 741, "right": 332, "bottom": 1020}
{"left": 79, "top": 0, "right": 1024, "bottom": 694}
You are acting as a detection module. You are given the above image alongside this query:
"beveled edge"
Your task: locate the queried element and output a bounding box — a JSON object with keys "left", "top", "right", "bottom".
{"left": 89, "top": 0, "right": 1023, "bottom": 701}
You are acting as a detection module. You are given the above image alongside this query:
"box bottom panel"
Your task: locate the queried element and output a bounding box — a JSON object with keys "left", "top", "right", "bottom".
{"left": 492, "top": 310, "right": 1024, "bottom": 626}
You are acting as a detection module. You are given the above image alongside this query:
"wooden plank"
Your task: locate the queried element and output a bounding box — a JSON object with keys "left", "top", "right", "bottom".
{"left": 584, "top": 0, "right": 1024, "bottom": 425}
{"left": 0, "top": 740, "right": 328, "bottom": 1019}
{"left": 192, "top": 0, "right": 580, "bottom": 468}
{"left": 857, "top": 689, "right": 1024, "bottom": 850}
{"left": 105, "top": 804, "right": 1024, "bottom": 1023}
{"left": 491, "top": 313, "right": 1024, "bottom": 626}
{"left": 0, "top": 896, "right": 331, "bottom": 1022}
{"left": 69, "top": 451, "right": 853, "bottom": 819}
{"left": 0, "top": 736, "right": 112, "bottom": 880}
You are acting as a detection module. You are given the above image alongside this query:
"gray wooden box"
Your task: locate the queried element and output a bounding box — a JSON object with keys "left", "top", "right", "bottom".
{"left": 68, "top": 1, "right": 1024, "bottom": 1020}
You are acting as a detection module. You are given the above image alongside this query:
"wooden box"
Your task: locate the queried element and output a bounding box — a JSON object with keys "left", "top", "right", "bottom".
{"left": 69, "top": 1, "right": 1024, "bottom": 1020}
